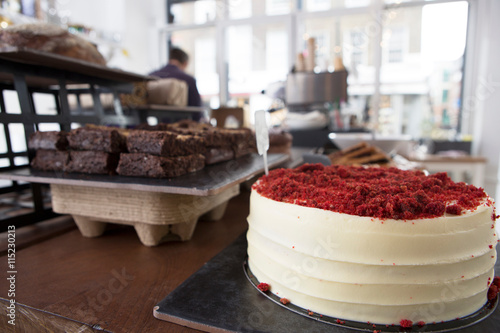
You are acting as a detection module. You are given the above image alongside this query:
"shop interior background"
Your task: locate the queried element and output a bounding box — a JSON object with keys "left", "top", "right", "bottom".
{"left": 0, "top": 0, "right": 499, "bottom": 200}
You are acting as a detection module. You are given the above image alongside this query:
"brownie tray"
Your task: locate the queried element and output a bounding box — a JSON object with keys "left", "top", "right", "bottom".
{"left": 0, "top": 154, "right": 288, "bottom": 246}
{"left": 0, "top": 153, "right": 288, "bottom": 196}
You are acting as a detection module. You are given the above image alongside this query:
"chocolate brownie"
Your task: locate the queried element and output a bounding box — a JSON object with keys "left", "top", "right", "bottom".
{"left": 137, "top": 121, "right": 235, "bottom": 152}
{"left": 67, "top": 126, "right": 126, "bottom": 153}
{"left": 137, "top": 120, "right": 257, "bottom": 161}
{"left": 66, "top": 150, "right": 120, "bottom": 175}
{"left": 31, "top": 149, "right": 69, "bottom": 171}
{"left": 158, "top": 121, "right": 229, "bottom": 147}
{"left": 167, "top": 126, "right": 227, "bottom": 147}
{"left": 224, "top": 127, "right": 256, "bottom": 158}
{"left": 126, "top": 130, "right": 205, "bottom": 156}
{"left": 117, "top": 153, "right": 205, "bottom": 178}
{"left": 28, "top": 131, "right": 68, "bottom": 151}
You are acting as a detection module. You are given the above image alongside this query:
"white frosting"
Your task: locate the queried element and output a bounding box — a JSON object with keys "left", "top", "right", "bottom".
{"left": 247, "top": 190, "right": 497, "bottom": 324}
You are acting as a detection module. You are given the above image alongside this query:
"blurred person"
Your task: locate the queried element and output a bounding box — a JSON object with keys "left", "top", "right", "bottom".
{"left": 149, "top": 47, "right": 202, "bottom": 107}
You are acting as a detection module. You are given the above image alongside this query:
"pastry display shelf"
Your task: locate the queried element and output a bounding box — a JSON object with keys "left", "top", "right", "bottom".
{"left": 0, "top": 47, "right": 151, "bottom": 231}
{"left": 0, "top": 153, "right": 289, "bottom": 246}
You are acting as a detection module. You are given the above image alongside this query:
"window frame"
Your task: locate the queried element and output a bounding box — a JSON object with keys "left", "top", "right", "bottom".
{"left": 162, "top": 0, "right": 475, "bottom": 136}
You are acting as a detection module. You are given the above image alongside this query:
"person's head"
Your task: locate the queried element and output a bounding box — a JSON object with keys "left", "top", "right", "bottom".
{"left": 168, "top": 47, "right": 189, "bottom": 71}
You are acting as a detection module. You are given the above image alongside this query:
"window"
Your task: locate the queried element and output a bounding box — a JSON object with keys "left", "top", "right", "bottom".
{"left": 349, "top": 30, "right": 367, "bottom": 67}
{"left": 267, "top": 0, "right": 293, "bottom": 15}
{"left": 385, "top": 27, "right": 406, "bottom": 63}
{"left": 164, "top": 0, "right": 471, "bottom": 139}
{"left": 305, "top": 0, "right": 371, "bottom": 11}
{"left": 379, "top": 1, "right": 468, "bottom": 138}
{"left": 169, "top": 28, "right": 219, "bottom": 106}
{"left": 227, "top": 23, "right": 289, "bottom": 101}
{"left": 170, "top": 1, "right": 217, "bottom": 25}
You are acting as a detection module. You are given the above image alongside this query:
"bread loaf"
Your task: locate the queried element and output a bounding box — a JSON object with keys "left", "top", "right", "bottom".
{"left": 0, "top": 23, "right": 106, "bottom": 65}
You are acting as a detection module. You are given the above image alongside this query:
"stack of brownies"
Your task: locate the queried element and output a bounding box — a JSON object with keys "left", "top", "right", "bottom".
{"left": 29, "top": 120, "right": 257, "bottom": 178}
{"left": 141, "top": 120, "right": 255, "bottom": 165}
{"left": 116, "top": 129, "right": 206, "bottom": 178}
{"left": 29, "top": 131, "right": 70, "bottom": 172}
{"left": 30, "top": 126, "right": 127, "bottom": 175}
{"left": 65, "top": 126, "right": 126, "bottom": 174}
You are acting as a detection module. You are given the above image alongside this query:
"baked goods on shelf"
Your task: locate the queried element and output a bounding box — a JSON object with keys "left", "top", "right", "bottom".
{"left": 60, "top": 126, "right": 126, "bottom": 175}
{"left": 139, "top": 120, "right": 256, "bottom": 165}
{"left": 126, "top": 130, "right": 205, "bottom": 157}
{"left": 247, "top": 163, "right": 498, "bottom": 326}
{"left": 0, "top": 23, "right": 106, "bottom": 65}
{"left": 28, "top": 131, "right": 68, "bottom": 151}
{"left": 66, "top": 150, "right": 120, "bottom": 175}
{"left": 117, "top": 126, "right": 207, "bottom": 178}
{"left": 116, "top": 153, "right": 205, "bottom": 178}
{"left": 67, "top": 126, "right": 127, "bottom": 153}
{"left": 29, "top": 130, "right": 70, "bottom": 172}
{"left": 29, "top": 120, "right": 257, "bottom": 178}
{"left": 31, "top": 149, "right": 69, "bottom": 172}
{"left": 328, "top": 141, "right": 392, "bottom": 166}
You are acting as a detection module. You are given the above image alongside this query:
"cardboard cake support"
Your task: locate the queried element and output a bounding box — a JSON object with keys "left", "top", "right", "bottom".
{"left": 51, "top": 183, "right": 240, "bottom": 246}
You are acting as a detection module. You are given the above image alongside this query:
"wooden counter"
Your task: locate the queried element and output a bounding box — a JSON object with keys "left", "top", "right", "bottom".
{"left": 0, "top": 190, "right": 251, "bottom": 332}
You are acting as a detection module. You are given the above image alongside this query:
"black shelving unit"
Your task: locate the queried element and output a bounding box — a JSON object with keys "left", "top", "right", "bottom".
{"left": 0, "top": 47, "right": 150, "bottom": 231}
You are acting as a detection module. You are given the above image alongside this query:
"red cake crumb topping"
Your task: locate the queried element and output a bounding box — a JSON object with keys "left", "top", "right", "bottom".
{"left": 257, "top": 282, "right": 270, "bottom": 292}
{"left": 446, "top": 204, "right": 462, "bottom": 215}
{"left": 399, "top": 319, "right": 413, "bottom": 328}
{"left": 487, "top": 284, "right": 498, "bottom": 300}
{"left": 308, "top": 311, "right": 314, "bottom": 316}
{"left": 253, "top": 164, "right": 490, "bottom": 220}
{"left": 280, "top": 298, "right": 290, "bottom": 305}
{"left": 493, "top": 276, "right": 500, "bottom": 287}
{"left": 417, "top": 321, "right": 426, "bottom": 327}
{"left": 336, "top": 319, "right": 345, "bottom": 324}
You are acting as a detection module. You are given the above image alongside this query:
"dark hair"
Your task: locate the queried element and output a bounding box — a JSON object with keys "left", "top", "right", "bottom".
{"left": 169, "top": 47, "right": 189, "bottom": 64}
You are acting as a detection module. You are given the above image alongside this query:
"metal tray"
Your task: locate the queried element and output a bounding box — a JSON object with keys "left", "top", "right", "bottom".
{"left": 0, "top": 153, "right": 288, "bottom": 196}
{"left": 154, "top": 234, "right": 500, "bottom": 333}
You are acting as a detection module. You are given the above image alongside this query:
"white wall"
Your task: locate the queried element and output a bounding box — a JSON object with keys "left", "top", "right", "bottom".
{"left": 122, "top": 0, "right": 166, "bottom": 73}
{"left": 468, "top": 0, "right": 500, "bottom": 201}
{"left": 58, "top": 0, "right": 165, "bottom": 74}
